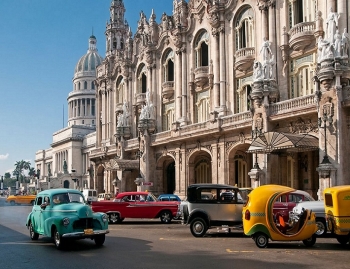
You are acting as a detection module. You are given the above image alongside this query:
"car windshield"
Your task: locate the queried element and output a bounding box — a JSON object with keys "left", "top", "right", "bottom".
{"left": 52, "top": 192, "right": 85, "bottom": 204}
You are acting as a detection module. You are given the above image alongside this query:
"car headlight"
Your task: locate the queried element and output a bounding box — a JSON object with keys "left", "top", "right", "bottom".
{"left": 62, "top": 217, "right": 70, "bottom": 226}
{"left": 102, "top": 214, "right": 108, "bottom": 223}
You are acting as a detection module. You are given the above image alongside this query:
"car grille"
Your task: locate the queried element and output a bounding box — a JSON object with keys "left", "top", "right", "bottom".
{"left": 73, "top": 218, "right": 94, "bottom": 229}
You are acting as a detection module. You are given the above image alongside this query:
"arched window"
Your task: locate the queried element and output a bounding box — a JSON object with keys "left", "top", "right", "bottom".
{"left": 195, "top": 159, "right": 212, "bottom": 184}
{"left": 137, "top": 64, "right": 147, "bottom": 94}
{"left": 91, "top": 82, "right": 95, "bottom": 90}
{"left": 289, "top": 54, "right": 315, "bottom": 98}
{"left": 84, "top": 81, "right": 87, "bottom": 89}
{"left": 195, "top": 91, "right": 210, "bottom": 123}
{"left": 78, "top": 82, "right": 81, "bottom": 90}
{"left": 289, "top": 0, "right": 317, "bottom": 28}
{"left": 116, "top": 76, "right": 125, "bottom": 104}
{"left": 163, "top": 50, "right": 174, "bottom": 82}
{"left": 195, "top": 31, "right": 209, "bottom": 68}
{"left": 235, "top": 7, "right": 254, "bottom": 49}
{"left": 162, "top": 103, "right": 175, "bottom": 131}
{"left": 235, "top": 77, "right": 253, "bottom": 113}
{"left": 234, "top": 154, "right": 249, "bottom": 187}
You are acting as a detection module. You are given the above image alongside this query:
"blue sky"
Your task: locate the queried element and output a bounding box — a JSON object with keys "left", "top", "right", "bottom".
{"left": 0, "top": 0, "right": 174, "bottom": 177}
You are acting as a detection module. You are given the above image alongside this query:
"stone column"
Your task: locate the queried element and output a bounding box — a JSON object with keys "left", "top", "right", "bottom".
{"left": 261, "top": 5, "right": 268, "bottom": 41}
{"left": 213, "top": 31, "right": 220, "bottom": 110}
{"left": 219, "top": 27, "right": 226, "bottom": 113}
{"left": 179, "top": 148, "right": 186, "bottom": 197}
{"left": 181, "top": 48, "right": 187, "bottom": 123}
{"left": 268, "top": 3, "right": 276, "bottom": 78}
{"left": 175, "top": 50, "right": 182, "bottom": 120}
{"left": 337, "top": 0, "right": 347, "bottom": 32}
{"left": 211, "top": 143, "right": 218, "bottom": 184}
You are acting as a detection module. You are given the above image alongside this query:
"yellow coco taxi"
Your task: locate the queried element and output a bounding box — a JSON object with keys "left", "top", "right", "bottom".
{"left": 324, "top": 185, "right": 350, "bottom": 245}
{"left": 6, "top": 194, "right": 36, "bottom": 206}
{"left": 242, "top": 185, "right": 318, "bottom": 248}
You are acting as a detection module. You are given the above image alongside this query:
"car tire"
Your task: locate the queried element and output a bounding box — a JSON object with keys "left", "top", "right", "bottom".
{"left": 336, "top": 235, "right": 350, "bottom": 245}
{"left": 254, "top": 233, "right": 269, "bottom": 248}
{"left": 160, "top": 210, "right": 172, "bottom": 224}
{"left": 315, "top": 218, "right": 327, "bottom": 236}
{"left": 94, "top": 234, "right": 105, "bottom": 246}
{"left": 190, "top": 217, "right": 207, "bottom": 237}
{"left": 109, "top": 213, "right": 123, "bottom": 224}
{"left": 303, "top": 234, "right": 316, "bottom": 247}
{"left": 53, "top": 227, "right": 65, "bottom": 250}
{"left": 10, "top": 200, "right": 15, "bottom": 206}
{"left": 29, "top": 222, "right": 39, "bottom": 240}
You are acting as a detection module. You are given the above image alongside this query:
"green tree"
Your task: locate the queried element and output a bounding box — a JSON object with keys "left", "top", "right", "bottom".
{"left": 13, "top": 160, "right": 31, "bottom": 183}
{"left": 4, "top": 172, "right": 11, "bottom": 179}
{"left": 28, "top": 167, "right": 36, "bottom": 178}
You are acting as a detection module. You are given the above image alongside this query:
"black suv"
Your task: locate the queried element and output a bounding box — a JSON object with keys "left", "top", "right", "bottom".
{"left": 182, "top": 184, "right": 244, "bottom": 237}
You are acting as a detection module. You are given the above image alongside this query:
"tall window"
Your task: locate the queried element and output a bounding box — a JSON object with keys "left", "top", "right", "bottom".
{"left": 289, "top": 55, "right": 315, "bottom": 98}
{"left": 234, "top": 154, "right": 248, "bottom": 187}
{"left": 91, "top": 82, "right": 95, "bottom": 90}
{"left": 116, "top": 76, "right": 125, "bottom": 104}
{"left": 91, "top": 99, "right": 95, "bottom": 116}
{"left": 235, "top": 7, "right": 254, "bottom": 49}
{"left": 235, "top": 77, "right": 253, "bottom": 113}
{"left": 195, "top": 31, "right": 209, "bottom": 68}
{"left": 137, "top": 64, "right": 147, "bottom": 93}
{"left": 163, "top": 50, "right": 174, "bottom": 82}
{"left": 195, "top": 91, "right": 210, "bottom": 123}
{"left": 162, "top": 103, "right": 175, "bottom": 131}
{"left": 195, "top": 159, "right": 212, "bottom": 184}
{"left": 289, "top": 0, "right": 317, "bottom": 28}
{"left": 84, "top": 81, "right": 87, "bottom": 89}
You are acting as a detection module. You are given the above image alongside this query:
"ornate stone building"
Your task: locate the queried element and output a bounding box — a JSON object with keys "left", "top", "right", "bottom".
{"left": 90, "top": 0, "right": 350, "bottom": 200}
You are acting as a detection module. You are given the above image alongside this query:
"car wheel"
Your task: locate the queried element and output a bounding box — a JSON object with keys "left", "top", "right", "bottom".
{"left": 336, "top": 235, "right": 350, "bottom": 245}
{"left": 303, "top": 234, "right": 316, "bottom": 247}
{"left": 10, "top": 200, "right": 15, "bottom": 206}
{"left": 109, "top": 213, "right": 123, "bottom": 224}
{"left": 94, "top": 234, "right": 105, "bottom": 246}
{"left": 53, "top": 228, "right": 65, "bottom": 250}
{"left": 190, "top": 217, "right": 207, "bottom": 237}
{"left": 254, "top": 233, "right": 269, "bottom": 248}
{"left": 160, "top": 210, "right": 172, "bottom": 224}
{"left": 29, "top": 222, "right": 39, "bottom": 240}
{"left": 315, "top": 218, "right": 327, "bottom": 236}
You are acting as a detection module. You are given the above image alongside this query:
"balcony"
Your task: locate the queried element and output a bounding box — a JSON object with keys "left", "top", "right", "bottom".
{"left": 135, "top": 93, "right": 146, "bottom": 107}
{"left": 162, "top": 81, "right": 174, "bottom": 100}
{"left": 234, "top": 47, "right": 255, "bottom": 72}
{"left": 288, "top": 21, "right": 316, "bottom": 52}
{"left": 194, "top": 66, "right": 209, "bottom": 88}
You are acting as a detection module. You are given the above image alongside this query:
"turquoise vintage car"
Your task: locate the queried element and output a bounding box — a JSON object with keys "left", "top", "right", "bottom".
{"left": 26, "top": 188, "right": 109, "bottom": 249}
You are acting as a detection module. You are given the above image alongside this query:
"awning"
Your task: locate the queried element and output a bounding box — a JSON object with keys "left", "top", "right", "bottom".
{"left": 247, "top": 132, "right": 319, "bottom": 154}
{"left": 105, "top": 158, "right": 139, "bottom": 170}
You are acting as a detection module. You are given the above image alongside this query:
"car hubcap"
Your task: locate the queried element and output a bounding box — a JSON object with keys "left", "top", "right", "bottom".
{"left": 194, "top": 222, "right": 203, "bottom": 233}
{"left": 316, "top": 222, "right": 325, "bottom": 235}
{"left": 257, "top": 236, "right": 266, "bottom": 246}
{"left": 55, "top": 232, "right": 60, "bottom": 246}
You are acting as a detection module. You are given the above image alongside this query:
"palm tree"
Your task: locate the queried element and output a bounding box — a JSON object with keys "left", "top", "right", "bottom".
{"left": 13, "top": 160, "right": 31, "bottom": 183}
{"left": 28, "top": 167, "right": 36, "bottom": 178}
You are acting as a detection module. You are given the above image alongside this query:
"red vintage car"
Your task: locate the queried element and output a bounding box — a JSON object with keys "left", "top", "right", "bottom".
{"left": 91, "top": 191, "right": 181, "bottom": 224}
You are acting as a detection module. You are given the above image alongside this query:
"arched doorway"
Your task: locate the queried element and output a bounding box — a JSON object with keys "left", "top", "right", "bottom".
{"left": 166, "top": 162, "right": 175, "bottom": 194}
{"left": 63, "top": 180, "right": 70, "bottom": 188}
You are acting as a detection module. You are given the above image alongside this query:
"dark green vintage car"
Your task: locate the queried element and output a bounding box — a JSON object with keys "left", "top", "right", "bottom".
{"left": 26, "top": 188, "right": 109, "bottom": 249}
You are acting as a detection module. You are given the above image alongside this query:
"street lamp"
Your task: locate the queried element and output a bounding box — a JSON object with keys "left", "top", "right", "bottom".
{"left": 1, "top": 176, "right": 3, "bottom": 195}
{"left": 48, "top": 163, "right": 52, "bottom": 190}
{"left": 135, "top": 131, "right": 144, "bottom": 185}
{"left": 318, "top": 109, "right": 333, "bottom": 165}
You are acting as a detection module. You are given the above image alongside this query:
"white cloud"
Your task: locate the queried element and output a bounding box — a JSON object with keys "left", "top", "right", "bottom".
{"left": 0, "top": 153, "right": 9, "bottom": 160}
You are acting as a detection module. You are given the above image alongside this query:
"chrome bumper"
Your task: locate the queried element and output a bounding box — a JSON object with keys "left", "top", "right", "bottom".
{"left": 62, "top": 229, "right": 109, "bottom": 238}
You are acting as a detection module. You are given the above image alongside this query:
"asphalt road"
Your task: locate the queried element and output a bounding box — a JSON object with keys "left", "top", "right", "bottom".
{"left": 0, "top": 197, "right": 348, "bottom": 269}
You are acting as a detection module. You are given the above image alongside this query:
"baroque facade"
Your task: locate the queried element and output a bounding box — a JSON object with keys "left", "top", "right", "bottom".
{"left": 35, "top": 0, "right": 350, "bottom": 201}
{"left": 91, "top": 0, "right": 350, "bottom": 200}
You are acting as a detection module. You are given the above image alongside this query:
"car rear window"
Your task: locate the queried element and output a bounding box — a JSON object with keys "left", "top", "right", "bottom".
{"left": 325, "top": 193, "right": 333, "bottom": 207}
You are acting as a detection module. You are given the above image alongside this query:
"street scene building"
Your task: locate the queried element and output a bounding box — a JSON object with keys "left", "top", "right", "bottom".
{"left": 36, "top": 0, "right": 350, "bottom": 200}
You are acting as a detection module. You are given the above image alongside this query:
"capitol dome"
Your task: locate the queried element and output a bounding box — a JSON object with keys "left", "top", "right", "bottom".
{"left": 74, "top": 35, "right": 104, "bottom": 77}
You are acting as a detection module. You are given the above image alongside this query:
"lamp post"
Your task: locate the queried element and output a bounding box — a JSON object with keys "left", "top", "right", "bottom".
{"left": 15, "top": 172, "right": 19, "bottom": 195}
{"left": 318, "top": 109, "right": 333, "bottom": 165}
{"left": 135, "top": 131, "right": 144, "bottom": 186}
{"left": 1, "top": 176, "right": 3, "bottom": 196}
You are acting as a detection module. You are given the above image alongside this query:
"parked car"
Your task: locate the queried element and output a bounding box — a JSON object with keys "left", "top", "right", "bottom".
{"left": 82, "top": 189, "right": 98, "bottom": 202}
{"left": 6, "top": 194, "right": 36, "bottom": 205}
{"left": 91, "top": 191, "right": 181, "bottom": 224}
{"left": 97, "top": 193, "right": 112, "bottom": 201}
{"left": 157, "top": 194, "right": 187, "bottom": 220}
{"left": 292, "top": 200, "right": 326, "bottom": 236}
{"left": 273, "top": 189, "right": 315, "bottom": 222}
{"left": 26, "top": 188, "right": 109, "bottom": 249}
{"left": 182, "top": 184, "right": 244, "bottom": 237}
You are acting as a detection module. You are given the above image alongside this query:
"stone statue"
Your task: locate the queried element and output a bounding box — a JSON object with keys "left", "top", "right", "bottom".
{"left": 334, "top": 29, "right": 342, "bottom": 56}
{"left": 253, "top": 61, "right": 264, "bottom": 80}
{"left": 317, "top": 36, "right": 333, "bottom": 62}
{"left": 341, "top": 28, "right": 349, "bottom": 57}
{"left": 260, "top": 37, "right": 272, "bottom": 62}
{"left": 326, "top": 7, "right": 340, "bottom": 43}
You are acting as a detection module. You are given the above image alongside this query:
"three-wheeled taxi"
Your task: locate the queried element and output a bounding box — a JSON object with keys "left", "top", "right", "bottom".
{"left": 243, "top": 185, "right": 318, "bottom": 248}
{"left": 324, "top": 185, "right": 350, "bottom": 245}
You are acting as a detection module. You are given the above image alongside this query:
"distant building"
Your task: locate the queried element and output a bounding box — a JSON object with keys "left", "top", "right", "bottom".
{"left": 34, "top": 35, "right": 103, "bottom": 191}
